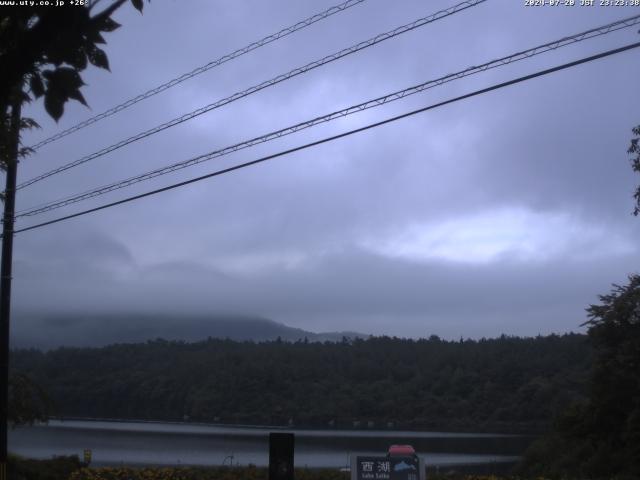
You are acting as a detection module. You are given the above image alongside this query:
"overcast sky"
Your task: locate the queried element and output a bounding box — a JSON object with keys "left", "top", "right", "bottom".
{"left": 10, "top": 0, "right": 640, "bottom": 341}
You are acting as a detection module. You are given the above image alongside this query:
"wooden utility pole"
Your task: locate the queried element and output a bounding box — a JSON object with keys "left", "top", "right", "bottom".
{"left": 0, "top": 97, "right": 21, "bottom": 480}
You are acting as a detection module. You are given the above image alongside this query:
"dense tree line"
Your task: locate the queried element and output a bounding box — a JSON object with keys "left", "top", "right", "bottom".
{"left": 11, "top": 333, "right": 590, "bottom": 433}
{"left": 520, "top": 275, "right": 640, "bottom": 479}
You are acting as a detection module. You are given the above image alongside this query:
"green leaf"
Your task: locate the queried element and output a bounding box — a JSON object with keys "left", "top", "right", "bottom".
{"left": 29, "top": 74, "right": 45, "bottom": 98}
{"left": 68, "top": 47, "right": 88, "bottom": 70}
{"left": 20, "top": 90, "right": 32, "bottom": 104}
{"left": 18, "top": 146, "right": 36, "bottom": 159}
{"left": 100, "top": 17, "right": 121, "bottom": 32}
{"left": 86, "top": 29, "right": 106, "bottom": 45}
{"left": 68, "top": 88, "right": 88, "bottom": 107}
{"left": 49, "top": 67, "right": 86, "bottom": 92}
{"left": 44, "top": 93, "right": 64, "bottom": 122}
{"left": 20, "top": 118, "right": 41, "bottom": 131}
{"left": 131, "top": 0, "right": 144, "bottom": 12}
{"left": 42, "top": 67, "right": 88, "bottom": 119}
{"left": 87, "top": 45, "right": 109, "bottom": 71}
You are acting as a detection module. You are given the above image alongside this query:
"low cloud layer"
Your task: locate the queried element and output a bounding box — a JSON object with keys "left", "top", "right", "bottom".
{"left": 9, "top": 0, "right": 640, "bottom": 343}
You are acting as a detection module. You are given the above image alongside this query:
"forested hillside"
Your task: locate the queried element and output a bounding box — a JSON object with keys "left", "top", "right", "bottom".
{"left": 11, "top": 334, "right": 590, "bottom": 433}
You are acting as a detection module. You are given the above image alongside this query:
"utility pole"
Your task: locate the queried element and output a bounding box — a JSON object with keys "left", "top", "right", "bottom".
{"left": 0, "top": 97, "right": 21, "bottom": 480}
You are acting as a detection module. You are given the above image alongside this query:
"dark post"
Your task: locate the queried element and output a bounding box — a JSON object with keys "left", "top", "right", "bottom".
{"left": 268, "top": 432, "right": 294, "bottom": 480}
{"left": 0, "top": 98, "right": 21, "bottom": 480}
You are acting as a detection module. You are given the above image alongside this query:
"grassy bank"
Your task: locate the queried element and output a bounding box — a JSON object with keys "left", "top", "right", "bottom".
{"left": 8, "top": 455, "right": 84, "bottom": 480}
{"left": 67, "top": 468, "right": 531, "bottom": 480}
{"left": 9, "top": 458, "right": 352, "bottom": 480}
{"left": 3, "top": 456, "right": 576, "bottom": 480}
{"left": 69, "top": 466, "right": 347, "bottom": 480}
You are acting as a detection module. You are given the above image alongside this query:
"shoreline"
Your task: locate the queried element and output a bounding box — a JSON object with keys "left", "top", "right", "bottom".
{"left": 44, "top": 416, "right": 533, "bottom": 438}
{"left": 10, "top": 419, "right": 524, "bottom": 469}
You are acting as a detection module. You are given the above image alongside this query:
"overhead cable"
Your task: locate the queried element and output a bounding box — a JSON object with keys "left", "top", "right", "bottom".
{"left": 12, "top": 41, "right": 640, "bottom": 235}
{"left": 16, "top": 13, "right": 640, "bottom": 219}
{"left": 17, "top": 0, "right": 487, "bottom": 191}
{"left": 27, "top": 0, "right": 369, "bottom": 151}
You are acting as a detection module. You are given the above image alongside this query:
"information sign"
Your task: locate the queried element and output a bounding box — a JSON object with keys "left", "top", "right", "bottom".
{"left": 351, "top": 455, "right": 424, "bottom": 480}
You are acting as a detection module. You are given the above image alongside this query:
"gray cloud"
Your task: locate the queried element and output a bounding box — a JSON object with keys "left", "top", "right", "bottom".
{"left": 11, "top": 227, "right": 637, "bottom": 340}
{"left": 8, "top": 0, "right": 640, "bottom": 343}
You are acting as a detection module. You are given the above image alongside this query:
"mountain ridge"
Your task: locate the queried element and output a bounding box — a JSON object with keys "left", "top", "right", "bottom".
{"left": 10, "top": 312, "right": 369, "bottom": 350}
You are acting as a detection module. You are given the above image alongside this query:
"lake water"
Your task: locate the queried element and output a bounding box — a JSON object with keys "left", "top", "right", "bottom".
{"left": 9, "top": 420, "right": 528, "bottom": 469}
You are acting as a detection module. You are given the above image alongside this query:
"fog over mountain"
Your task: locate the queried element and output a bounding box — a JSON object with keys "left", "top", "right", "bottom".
{"left": 12, "top": 1, "right": 640, "bottom": 339}
{"left": 11, "top": 313, "right": 368, "bottom": 350}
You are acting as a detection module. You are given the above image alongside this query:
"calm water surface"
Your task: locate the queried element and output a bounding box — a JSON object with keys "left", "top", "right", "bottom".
{"left": 9, "top": 420, "right": 527, "bottom": 468}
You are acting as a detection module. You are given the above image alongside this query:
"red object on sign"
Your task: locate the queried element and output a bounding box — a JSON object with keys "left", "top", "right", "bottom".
{"left": 387, "top": 445, "right": 415, "bottom": 456}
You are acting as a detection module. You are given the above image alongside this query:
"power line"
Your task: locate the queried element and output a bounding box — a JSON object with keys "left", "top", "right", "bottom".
{"left": 15, "top": 13, "right": 640, "bottom": 219}
{"left": 27, "top": 0, "right": 368, "bottom": 151}
{"left": 16, "top": 0, "right": 487, "bottom": 191}
{"left": 12, "top": 41, "right": 640, "bottom": 236}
